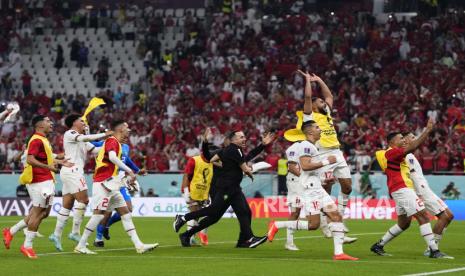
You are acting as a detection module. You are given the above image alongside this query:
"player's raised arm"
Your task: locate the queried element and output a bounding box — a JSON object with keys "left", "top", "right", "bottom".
{"left": 404, "top": 118, "right": 434, "bottom": 154}
{"left": 75, "top": 129, "right": 114, "bottom": 142}
{"left": 298, "top": 70, "right": 313, "bottom": 115}
{"left": 311, "top": 74, "right": 334, "bottom": 110}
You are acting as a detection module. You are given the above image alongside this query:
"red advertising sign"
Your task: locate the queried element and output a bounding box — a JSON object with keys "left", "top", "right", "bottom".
{"left": 247, "top": 197, "right": 401, "bottom": 220}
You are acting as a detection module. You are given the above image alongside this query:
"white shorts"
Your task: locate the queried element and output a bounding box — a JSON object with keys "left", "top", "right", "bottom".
{"left": 60, "top": 171, "right": 88, "bottom": 195}
{"left": 419, "top": 189, "right": 448, "bottom": 215}
{"left": 286, "top": 179, "right": 303, "bottom": 209}
{"left": 302, "top": 188, "right": 336, "bottom": 215}
{"left": 318, "top": 148, "right": 351, "bottom": 179}
{"left": 91, "top": 178, "right": 127, "bottom": 211}
{"left": 26, "top": 180, "right": 55, "bottom": 208}
{"left": 392, "top": 188, "right": 425, "bottom": 217}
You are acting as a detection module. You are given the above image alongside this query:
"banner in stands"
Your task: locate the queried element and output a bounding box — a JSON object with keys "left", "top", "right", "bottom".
{"left": 1, "top": 197, "right": 464, "bottom": 220}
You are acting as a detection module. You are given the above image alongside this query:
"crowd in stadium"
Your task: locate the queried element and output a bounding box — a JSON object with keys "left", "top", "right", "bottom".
{"left": 0, "top": 0, "right": 464, "bottom": 174}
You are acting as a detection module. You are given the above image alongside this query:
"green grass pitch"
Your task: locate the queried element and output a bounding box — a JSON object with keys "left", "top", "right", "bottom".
{"left": 0, "top": 216, "right": 464, "bottom": 275}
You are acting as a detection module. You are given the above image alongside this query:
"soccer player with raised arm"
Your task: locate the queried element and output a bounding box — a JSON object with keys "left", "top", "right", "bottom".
{"left": 268, "top": 120, "right": 358, "bottom": 261}
{"left": 298, "top": 70, "right": 357, "bottom": 242}
{"left": 403, "top": 132, "right": 454, "bottom": 256}
{"left": 370, "top": 119, "right": 452, "bottom": 258}
{"left": 48, "top": 114, "right": 112, "bottom": 251}
{"left": 74, "top": 120, "right": 157, "bottom": 254}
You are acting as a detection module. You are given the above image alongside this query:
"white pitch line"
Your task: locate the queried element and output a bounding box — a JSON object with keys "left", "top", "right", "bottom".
{"left": 38, "top": 232, "right": 385, "bottom": 256}
{"left": 402, "top": 267, "right": 465, "bottom": 276}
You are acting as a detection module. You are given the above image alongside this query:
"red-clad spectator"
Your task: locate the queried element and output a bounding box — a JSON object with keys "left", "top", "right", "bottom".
{"left": 20, "top": 70, "right": 32, "bottom": 97}
{"left": 265, "top": 149, "right": 280, "bottom": 171}
{"left": 435, "top": 148, "right": 450, "bottom": 171}
{"left": 420, "top": 147, "right": 435, "bottom": 173}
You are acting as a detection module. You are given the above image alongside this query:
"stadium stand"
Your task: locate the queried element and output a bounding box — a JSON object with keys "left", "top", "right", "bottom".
{"left": 0, "top": 0, "right": 464, "bottom": 175}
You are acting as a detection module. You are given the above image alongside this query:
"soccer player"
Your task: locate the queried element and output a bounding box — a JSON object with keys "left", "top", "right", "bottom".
{"left": 48, "top": 114, "right": 112, "bottom": 251}
{"left": 298, "top": 70, "right": 356, "bottom": 242}
{"left": 94, "top": 142, "right": 145, "bottom": 247}
{"left": 181, "top": 147, "right": 213, "bottom": 246}
{"left": 370, "top": 119, "right": 452, "bottom": 258}
{"left": 267, "top": 120, "right": 358, "bottom": 261}
{"left": 74, "top": 120, "right": 157, "bottom": 254}
{"left": 2, "top": 115, "right": 73, "bottom": 258}
{"left": 283, "top": 140, "right": 303, "bottom": 251}
{"left": 403, "top": 132, "right": 454, "bottom": 256}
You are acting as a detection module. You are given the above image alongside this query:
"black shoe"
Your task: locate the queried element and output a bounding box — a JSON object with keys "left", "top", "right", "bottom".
{"left": 249, "top": 236, "right": 268, "bottom": 248}
{"left": 235, "top": 241, "right": 250, "bottom": 248}
{"left": 430, "top": 250, "right": 454, "bottom": 259}
{"left": 179, "top": 233, "right": 191, "bottom": 247}
{"left": 173, "top": 215, "right": 186, "bottom": 233}
{"left": 370, "top": 242, "right": 391, "bottom": 256}
{"left": 93, "top": 240, "right": 104, "bottom": 248}
{"left": 103, "top": 228, "right": 110, "bottom": 240}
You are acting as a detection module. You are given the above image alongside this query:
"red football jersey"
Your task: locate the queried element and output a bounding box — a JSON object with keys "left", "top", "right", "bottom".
{"left": 385, "top": 147, "right": 408, "bottom": 194}
{"left": 93, "top": 137, "right": 121, "bottom": 182}
{"left": 28, "top": 134, "right": 54, "bottom": 183}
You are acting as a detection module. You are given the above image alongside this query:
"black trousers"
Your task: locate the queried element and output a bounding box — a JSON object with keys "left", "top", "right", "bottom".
{"left": 278, "top": 175, "right": 287, "bottom": 195}
{"left": 184, "top": 186, "right": 253, "bottom": 242}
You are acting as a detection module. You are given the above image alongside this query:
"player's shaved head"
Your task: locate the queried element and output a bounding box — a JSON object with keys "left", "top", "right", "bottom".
{"left": 31, "top": 115, "right": 53, "bottom": 134}
{"left": 387, "top": 132, "right": 404, "bottom": 147}
{"left": 302, "top": 120, "right": 321, "bottom": 142}
{"left": 111, "top": 120, "right": 126, "bottom": 130}
{"left": 301, "top": 120, "right": 317, "bottom": 132}
{"left": 31, "top": 115, "right": 46, "bottom": 128}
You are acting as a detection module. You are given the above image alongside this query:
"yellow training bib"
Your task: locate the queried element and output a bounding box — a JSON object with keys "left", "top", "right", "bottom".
{"left": 95, "top": 137, "right": 122, "bottom": 177}
{"left": 312, "top": 112, "right": 340, "bottom": 148}
{"left": 189, "top": 156, "right": 213, "bottom": 201}
{"left": 19, "top": 134, "right": 55, "bottom": 185}
{"left": 375, "top": 149, "right": 414, "bottom": 189}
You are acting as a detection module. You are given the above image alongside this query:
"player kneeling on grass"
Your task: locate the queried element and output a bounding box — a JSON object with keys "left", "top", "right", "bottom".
{"left": 74, "top": 120, "right": 158, "bottom": 254}
{"left": 267, "top": 120, "right": 358, "bottom": 261}
{"left": 370, "top": 119, "right": 452, "bottom": 259}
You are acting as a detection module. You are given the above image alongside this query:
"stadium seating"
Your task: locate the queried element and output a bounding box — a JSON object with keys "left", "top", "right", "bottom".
{"left": 0, "top": 2, "right": 464, "bottom": 176}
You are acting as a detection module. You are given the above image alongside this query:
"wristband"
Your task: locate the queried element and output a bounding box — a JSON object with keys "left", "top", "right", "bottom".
{"left": 321, "top": 159, "right": 330, "bottom": 166}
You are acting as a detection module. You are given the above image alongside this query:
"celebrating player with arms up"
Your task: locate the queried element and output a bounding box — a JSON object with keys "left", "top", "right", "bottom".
{"left": 49, "top": 114, "right": 113, "bottom": 251}
{"left": 403, "top": 132, "right": 454, "bottom": 256}
{"left": 268, "top": 120, "right": 358, "bottom": 261}
{"left": 371, "top": 119, "right": 452, "bottom": 258}
{"left": 74, "top": 120, "right": 157, "bottom": 254}
{"left": 297, "top": 70, "right": 356, "bottom": 242}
